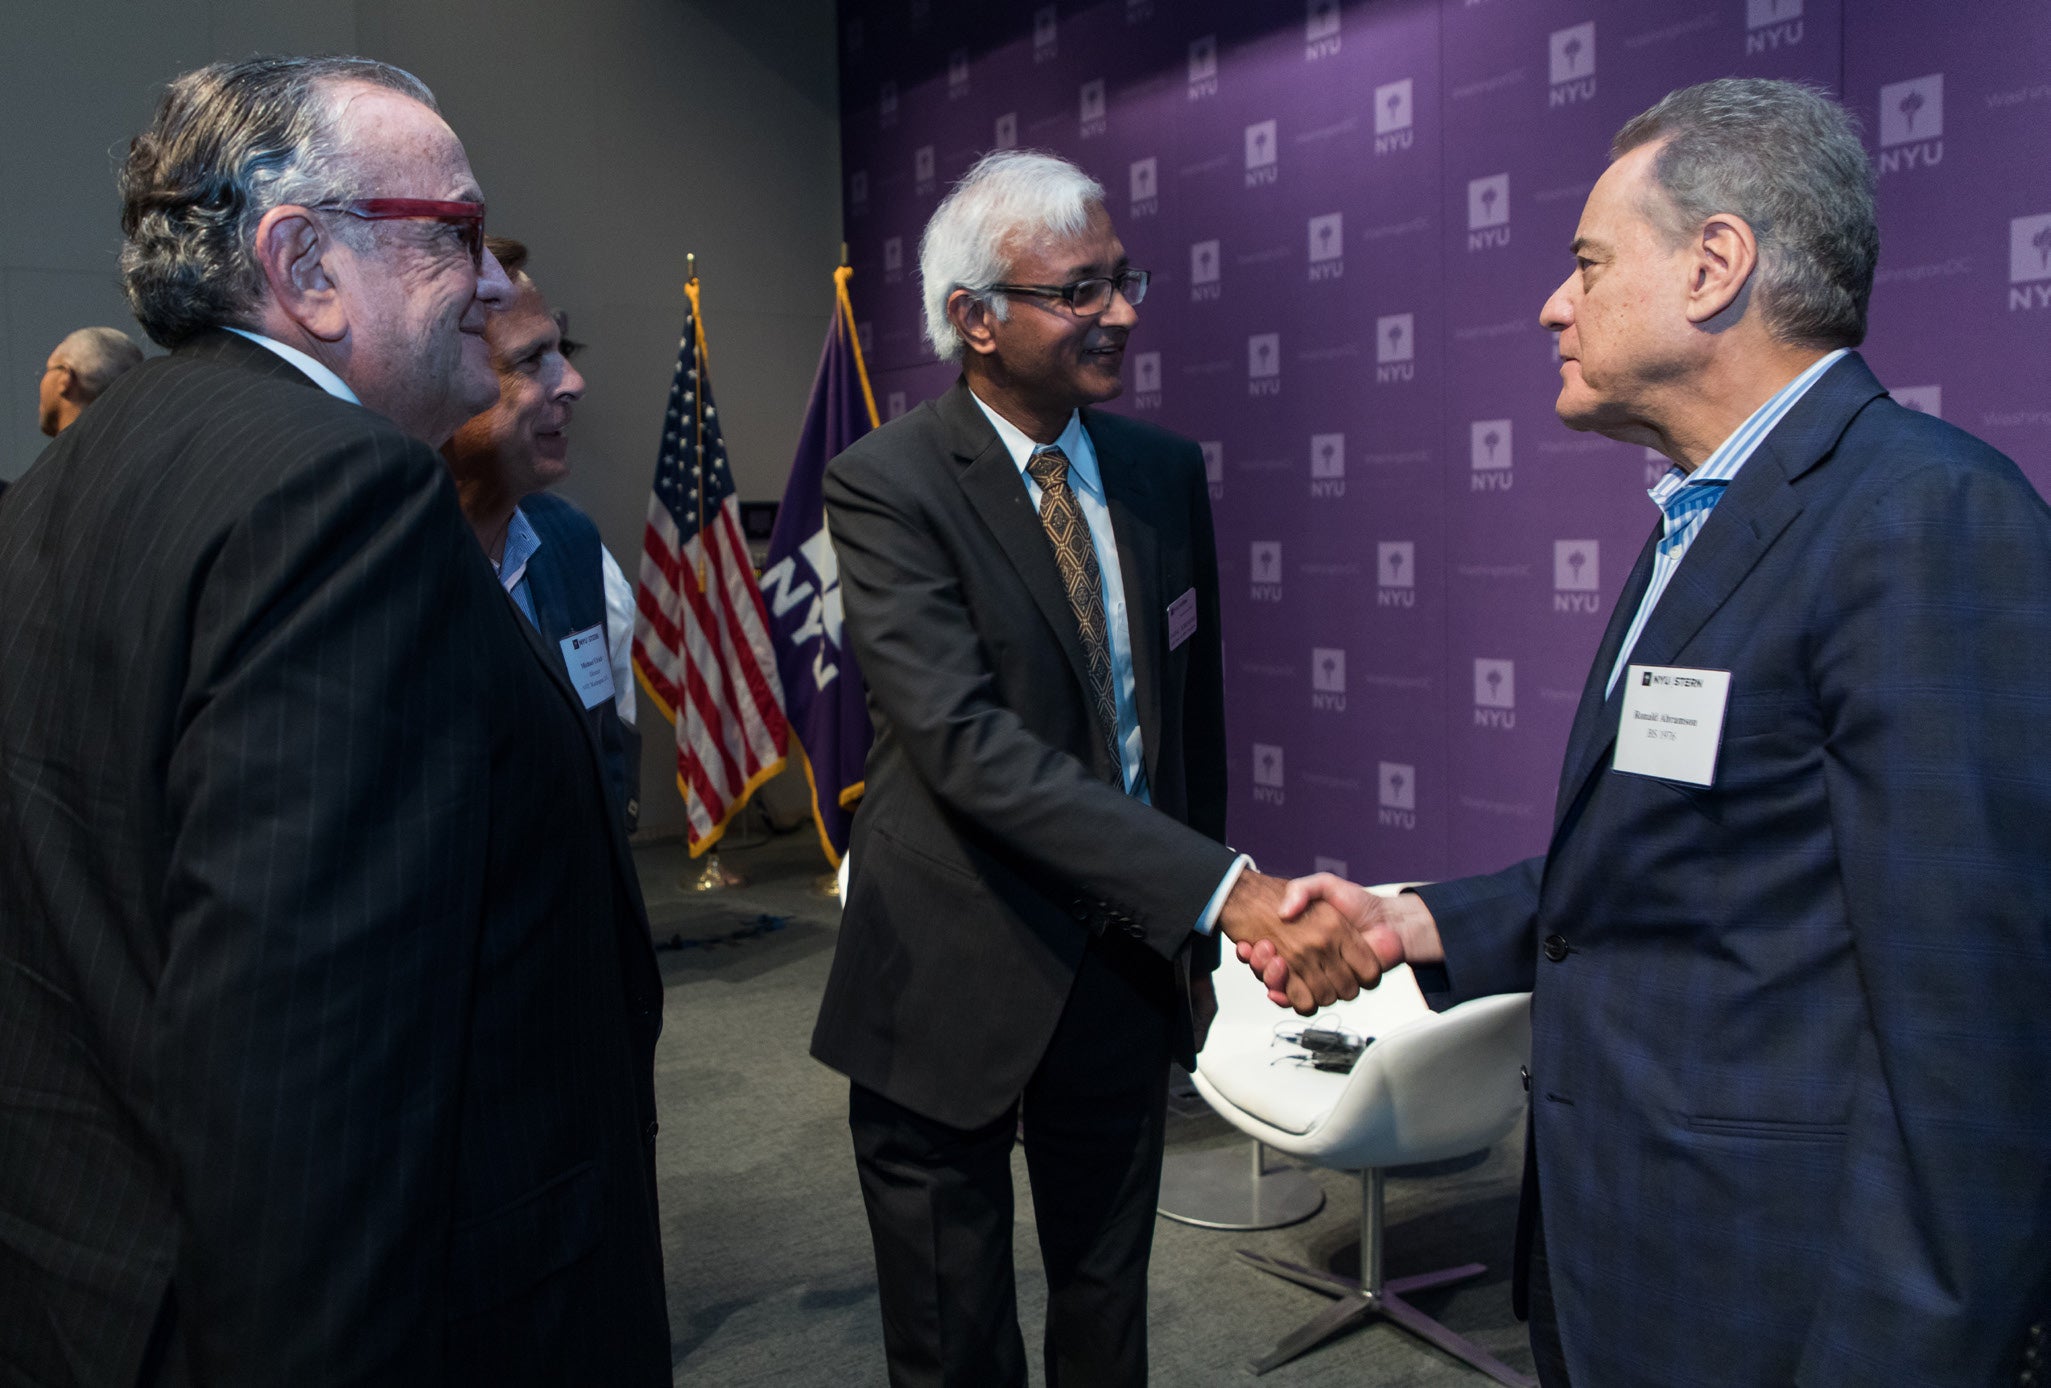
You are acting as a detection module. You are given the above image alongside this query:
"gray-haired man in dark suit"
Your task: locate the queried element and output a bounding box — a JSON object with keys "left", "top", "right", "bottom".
{"left": 0, "top": 56, "right": 669, "bottom": 1385}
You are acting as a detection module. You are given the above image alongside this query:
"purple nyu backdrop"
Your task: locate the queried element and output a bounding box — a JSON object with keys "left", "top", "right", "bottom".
{"left": 833, "top": 0, "right": 2051, "bottom": 886}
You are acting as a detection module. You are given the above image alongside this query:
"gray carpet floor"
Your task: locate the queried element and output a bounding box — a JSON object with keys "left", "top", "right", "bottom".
{"left": 640, "top": 822, "right": 1535, "bottom": 1387}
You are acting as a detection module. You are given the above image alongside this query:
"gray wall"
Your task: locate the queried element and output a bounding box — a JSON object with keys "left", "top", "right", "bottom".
{"left": 2, "top": 0, "right": 843, "bottom": 838}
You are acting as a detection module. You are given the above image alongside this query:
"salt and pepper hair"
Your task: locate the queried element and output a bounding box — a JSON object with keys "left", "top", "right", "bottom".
{"left": 1613, "top": 78, "right": 1878, "bottom": 350}
{"left": 119, "top": 55, "right": 436, "bottom": 348}
{"left": 50, "top": 327, "right": 145, "bottom": 399}
{"left": 919, "top": 149, "right": 1105, "bottom": 362}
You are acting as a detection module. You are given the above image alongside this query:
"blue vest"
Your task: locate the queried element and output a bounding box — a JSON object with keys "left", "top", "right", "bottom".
{"left": 520, "top": 492, "right": 640, "bottom": 829}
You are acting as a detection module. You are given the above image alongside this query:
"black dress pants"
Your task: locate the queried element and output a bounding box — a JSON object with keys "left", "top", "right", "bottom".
{"left": 849, "top": 929, "right": 1175, "bottom": 1388}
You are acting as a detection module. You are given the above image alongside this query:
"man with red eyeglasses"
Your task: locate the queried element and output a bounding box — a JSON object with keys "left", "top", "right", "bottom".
{"left": 0, "top": 56, "right": 670, "bottom": 1386}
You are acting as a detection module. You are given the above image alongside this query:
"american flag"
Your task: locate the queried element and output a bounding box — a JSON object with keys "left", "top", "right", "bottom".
{"left": 632, "top": 279, "right": 789, "bottom": 854}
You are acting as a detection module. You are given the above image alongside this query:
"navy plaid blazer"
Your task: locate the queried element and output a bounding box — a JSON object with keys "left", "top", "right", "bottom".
{"left": 1418, "top": 354, "right": 2051, "bottom": 1385}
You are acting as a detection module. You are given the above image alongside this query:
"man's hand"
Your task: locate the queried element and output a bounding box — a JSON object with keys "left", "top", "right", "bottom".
{"left": 1216, "top": 869, "right": 1387, "bottom": 1014}
{"left": 1235, "top": 875, "right": 1444, "bottom": 1007}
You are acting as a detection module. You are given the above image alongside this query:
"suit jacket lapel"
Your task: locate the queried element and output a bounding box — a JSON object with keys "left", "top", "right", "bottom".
{"left": 944, "top": 384, "right": 1103, "bottom": 725}
{"left": 1090, "top": 414, "right": 1166, "bottom": 790}
{"left": 1552, "top": 521, "right": 1660, "bottom": 825}
{"left": 1548, "top": 353, "right": 1883, "bottom": 833}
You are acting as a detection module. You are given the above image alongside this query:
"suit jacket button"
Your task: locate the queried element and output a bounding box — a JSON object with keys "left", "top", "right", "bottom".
{"left": 1543, "top": 934, "right": 1571, "bottom": 963}
{"left": 1520, "top": 1065, "right": 1530, "bottom": 1092}
{"left": 1069, "top": 900, "right": 1090, "bottom": 922}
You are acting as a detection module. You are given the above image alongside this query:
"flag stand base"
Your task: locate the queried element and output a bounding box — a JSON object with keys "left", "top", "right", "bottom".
{"left": 685, "top": 853, "right": 747, "bottom": 892}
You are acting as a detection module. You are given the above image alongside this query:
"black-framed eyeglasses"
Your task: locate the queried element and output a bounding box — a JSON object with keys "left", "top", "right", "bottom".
{"left": 310, "top": 198, "right": 488, "bottom": 269}
{"left": 984, "top": 267, "right": 1149, "bottom": 315}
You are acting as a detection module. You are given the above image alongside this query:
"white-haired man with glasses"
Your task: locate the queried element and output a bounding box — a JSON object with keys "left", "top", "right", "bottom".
{"left": 0, "top": 56, "right": 670, "bottom": 1384}
{"left": 811, "top": 148, "right": 1384, "bottom": 1386}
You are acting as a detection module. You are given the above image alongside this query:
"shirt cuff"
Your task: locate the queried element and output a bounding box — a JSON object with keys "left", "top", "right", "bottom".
{"left": 1193, "top": 853, "right": 1254, "bottom": 936}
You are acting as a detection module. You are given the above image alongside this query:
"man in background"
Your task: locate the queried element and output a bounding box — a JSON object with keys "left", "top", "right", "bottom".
{"left": 813, "top": 149, "right": 1384, "bottom": 1387}
{"left": 1275, "top": 78, "right": 2051, "bottom": 1385}
{"left": 443, "top": 235, "right": 640, "bottom": 827}
{"left": 37, "top": 325, "right": 144, "bottom": 436}
{"left": 0, "top": 55, "right": 669, "bottom": 1384}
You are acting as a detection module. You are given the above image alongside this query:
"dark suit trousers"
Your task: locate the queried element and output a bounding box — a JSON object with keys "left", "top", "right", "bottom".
{"left": 1525, "top": 1189, "right": 1572, "bottom": 1388}
{"left": 850, "top": 929, "right": 1176, "bottom": 1388}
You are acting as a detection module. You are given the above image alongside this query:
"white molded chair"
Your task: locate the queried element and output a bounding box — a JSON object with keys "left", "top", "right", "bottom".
{"left": 1191, "top": 885, "right": 1534, "bottom": 1383}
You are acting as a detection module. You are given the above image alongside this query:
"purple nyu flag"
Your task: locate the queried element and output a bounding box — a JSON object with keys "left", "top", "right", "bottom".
{"left": 759, "top": 267, "right": 880, "bottom": 864}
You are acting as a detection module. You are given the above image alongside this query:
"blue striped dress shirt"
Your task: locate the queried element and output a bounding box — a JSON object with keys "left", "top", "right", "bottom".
{"left": 1605, "top": 348, "right": 1848, "bottom": 696}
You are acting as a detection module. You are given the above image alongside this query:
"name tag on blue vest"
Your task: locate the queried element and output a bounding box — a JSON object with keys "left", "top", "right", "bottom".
{"left": 559, "top": 624, "right": 616, "bottom": 710}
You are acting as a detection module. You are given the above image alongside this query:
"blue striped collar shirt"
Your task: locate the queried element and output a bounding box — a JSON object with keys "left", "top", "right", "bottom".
{"left": 1604, "top": 348, "right": 1848, "bottom": 697}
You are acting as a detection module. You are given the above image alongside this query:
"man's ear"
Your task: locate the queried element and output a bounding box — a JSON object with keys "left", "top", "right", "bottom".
{"left": 253, "top": 205, "right": 348, "bottom": 343}
{"left": 948, "top": 288, "right": 999, "bottom": 359}
{"left": 53, "top": 366, "right": 90, "bottom": 404}
{"left": 1685, "top": 213, "right": 1759, "bottom": 329}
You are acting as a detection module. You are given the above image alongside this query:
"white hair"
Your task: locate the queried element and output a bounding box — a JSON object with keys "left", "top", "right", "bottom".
{"left": 918, "top": 149, "right": 1104, "bottom": 362}
{"left": 51, "top": 327, "right": 145, "bottom": 398}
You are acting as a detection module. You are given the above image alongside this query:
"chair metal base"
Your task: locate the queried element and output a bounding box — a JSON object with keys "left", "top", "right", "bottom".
{"left": 1236, "top": 1251, "right": 1531, "bottom": 1383}
{"left": 1157, "top": 1142, "right": 1325, "bottom": 1231}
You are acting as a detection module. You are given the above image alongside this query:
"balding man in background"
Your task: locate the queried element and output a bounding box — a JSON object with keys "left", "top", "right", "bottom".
{"left": 37, "top": 326, "right": 144, "bottom": 437}
{"left": 0, "top": 56, "right": 669, "bottom": 1385}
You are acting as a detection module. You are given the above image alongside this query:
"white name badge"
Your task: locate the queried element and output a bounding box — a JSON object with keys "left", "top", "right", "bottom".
{"left": 559, "top": 624, "right": 616, "bottom": 710}
{"left": 1166, "top": 587, "right": 1198, "bottom": 651}
{"left": 1613, "top": 664, "right": 1731, "bottom": 787}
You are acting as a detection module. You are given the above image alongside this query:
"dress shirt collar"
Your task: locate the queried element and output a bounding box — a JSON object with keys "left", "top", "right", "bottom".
{"left": 497, "top": 505, "right": 542, "bottom": 594}
{"left": 222, "top": 327, "right": 362, "bottom": 405}
{"left": 1645, "top": 347, "right": 1849, "bottom": 511}
{"left": 967, "top": 391, "right": 1102, "bottom": 503}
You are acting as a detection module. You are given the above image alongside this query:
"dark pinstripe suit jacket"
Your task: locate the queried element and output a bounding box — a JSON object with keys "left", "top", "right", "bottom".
{"left": 0, "top": 332, "right": 669, "bottom": 1386}
{"left": 1417, "top": 354, "right": 2051, "bottom": 1385}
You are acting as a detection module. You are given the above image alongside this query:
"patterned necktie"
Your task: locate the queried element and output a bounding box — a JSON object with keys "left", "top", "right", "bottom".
{"left": 1027, "top": 445, "right": 1123, "bottom": 781}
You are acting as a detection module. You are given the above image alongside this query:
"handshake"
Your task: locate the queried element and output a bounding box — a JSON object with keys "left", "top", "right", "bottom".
{"left": 1216, "top": 870, "right": 1447, "bottom": 1015}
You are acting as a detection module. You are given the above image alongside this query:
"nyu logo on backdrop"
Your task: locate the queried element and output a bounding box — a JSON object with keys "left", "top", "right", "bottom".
{"left": 1313, "top": 855, "right": 1349, "bottom": 876}
{"left": 1130, "top": 157, "right": 1158, "bottom": 217}
{"left": 1191, "top": 240, "right": 1222, "bottom": 300}
{"left": 1250, "top": 541, "right": 1283, "bottom": 602}
{"left": 1033, "top": 5, "right": 1058, "bottom": 62}
{"left": 882, "top": 237, "right": 903, "bottom": 285}
{"left": 1201, "top": 442, "right": 1224, "bottom": 501}
{"left": 1378, "top": 541, "right": 1415, "bottom": 608}
{"left": 947, "top": 49, "right": 970, "bottom": 99}
{"left": 1308, "top": 214, "right": 1344, "bottom": 280}
{"left": 1130, "top": 351, "right": 1162, "bottom": 410}
{"left": 1311, "top": 647, "right": 1345, "bottom": 711}
{"left": 2010, "top": 214, "right": 2051, "bottom": 311}
{"left": 1080, "top": 80, "right": 1107, "bottom": 138}
{"left": 1474, "top": 658, "right": 1517, "bottom": 730}
{"left": 1877, "top": 75, "right": 1944, "bottom": 175}
{"left": 1554, "top": 540, "right": 1601, "bottom": 614}
{"left": 1471, "top": 419, "right": 1514, "bottom": 491}
{"left": 1377, "top": 314, "right": 1415, "bottom": 383}
{"left": 1189, "top": 36, "right": 1218, "bottom": 100}
{"left": 1252, "top": 744, "right": 1285, "bottom": 805}
{"left": 1549, "top": 23, "right": 1597, "bottom": 108}
{"left": 1246, "top": 120, "right": 1279, "bottom": 187}
{"left": 1745, "top": 0, "right": 1804, "bottom": 54}
{"left": 1248, "top": 333, "right": 1282, "bottom": 396}
{"left": 1309, "top": 433, "right": 1344, "bottom": 498}
{"left": 1379, "top": 762, "right": 1417, "bottom": 829}
{"left": 1375, "top": 79, "right": 1415, "bottom": 155}
{"left": 878, "top": 82, "right": 898, "bottom": 128}
{"left": 994, "top": 112, "right": 1018, "bottom": 149}
{"left": 1468, "top": 174, "right": 1511, "bottom": 251}
{"left": 848, "top": 170, "right": 868, "bottom": 213}
{"left": 1892, "top": 385, "right": 1942, "bottom": 417}
{"left": 914, "top": 146, "right": 935, "bottom": 196}
{"left": 885, "top": 391, "right": 907, "bottom": 421}
{"left": 1306, "top": 0, "right": 1342, "bottom": 60}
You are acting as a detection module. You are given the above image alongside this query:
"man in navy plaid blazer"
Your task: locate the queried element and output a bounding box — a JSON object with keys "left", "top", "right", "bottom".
{"left": 1272, "top": 80, "right": 2051, "bottom": 1385}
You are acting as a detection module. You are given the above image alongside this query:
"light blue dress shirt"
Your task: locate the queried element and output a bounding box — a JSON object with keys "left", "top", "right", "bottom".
{"left": 1606, "top": 348, "right": 1848, "bottom": 696}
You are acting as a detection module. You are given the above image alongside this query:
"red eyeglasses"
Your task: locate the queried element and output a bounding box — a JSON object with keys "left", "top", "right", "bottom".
{"left": 312, "top": 198, "right": 487, "bottom": 269}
